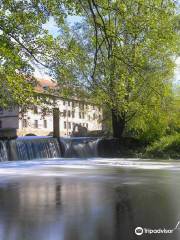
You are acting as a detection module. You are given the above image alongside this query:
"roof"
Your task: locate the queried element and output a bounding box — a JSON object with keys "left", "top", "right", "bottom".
{"left": 35, "top": 78, "right": 57, "bottom": 93}
{"left": 33, "top": 78, "right": 101, "bottom": 106}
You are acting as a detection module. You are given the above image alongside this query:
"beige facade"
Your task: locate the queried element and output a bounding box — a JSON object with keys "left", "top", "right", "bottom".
{"left": 0, "top": 99, "right": 102, "bottom": 137}
{"left": 0, "top": 79, "right": 102, "bottom": 136}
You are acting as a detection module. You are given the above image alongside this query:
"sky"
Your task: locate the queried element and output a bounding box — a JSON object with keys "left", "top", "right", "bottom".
{"left": 34, "top": 17, "right": 180, "bottom": 86}
{"left": 34, "top": 16, "right": 81, "bottom": 79}
{"left": 174, "top": 58, "right": 180, "bottom": 85}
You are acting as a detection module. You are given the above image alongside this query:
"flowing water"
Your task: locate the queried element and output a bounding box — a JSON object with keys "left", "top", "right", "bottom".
{"left": 0, "top": 137, "right": 100, "bottom": 161}
{"left": 61, "top": 137, "right": 100, "bottom": 158}
{"left": 6, "top": 137, "right": 62, "bottom": 160}
{"left": 0, "top": 158, "right": 180, "bottom": 240}
{"left": 0, "top": 141, "right": 8, "bottom": 161}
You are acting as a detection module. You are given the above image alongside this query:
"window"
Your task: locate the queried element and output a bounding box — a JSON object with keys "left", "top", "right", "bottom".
{"left": 68, "top": 101, "right": 71, "bottom": 106}
{"left": 42, "top": 108, "right": 47, "bottom": 116}
{"left": 68, "top": 122, "right": 71, "bottom": 129}
{"left": 79, "top": 103, "right": 84, "bottom": 110}
{"left": 72, "top": 111, "right": 75, "bottom": 118}
{"left": 68, "top": 110, "right": 71, "bottom": 117}
{"left": 63, "top": 101, "right": 66, "bottom": 106}
{"left": 0, "top": 108, "right": 3, "bottom": 114}
{"left": 72, "top": 101, "right": 75, "bottom": 108}
{"left": 43, "top": 85, "right": 49, "bottom": 91}
{"left": 86, "top": 123, "right": 88, "bottom": 129}
{"left": 93, "top": 113, "right": 96, "bottom": 120}
{"left": 33, "top": 106, "right": 38, "bottom": 114}
{"left": 82, "top": 112, "right": 85, "bottom": 119}
{"left": 23, "top": 119, "right": 27, "bottom": 128}
{"left": 79, "top": 112, "right": 82, "bottom": 119}
{"left": 0, "top": 120, "right": 2, "bottom": 128}
{"left": 88, "top": 115, "right": 91, "bottom": 121}
{"left": 34, "top": 120, "right": 38, "bottom": 128}
{"left": 64, "top": 121, "right": 67, "bottom": 129}
{"left": 8, "top": 106, "right": 13, "bottom": 112}
{"left": 43, "top": 120, "right": 47, "bottom": 128}
{"left": 63, "top": 110, "right": 66, "bottom": 117}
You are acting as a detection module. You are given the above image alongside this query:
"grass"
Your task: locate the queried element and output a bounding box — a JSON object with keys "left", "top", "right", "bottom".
{"left": 145, "top": 133, "right": 180, "bottom": 159}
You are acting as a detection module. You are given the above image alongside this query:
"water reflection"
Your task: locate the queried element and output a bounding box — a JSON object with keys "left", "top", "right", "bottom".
{"left": 0, "top": 161, "right": 180, "bottom": 239}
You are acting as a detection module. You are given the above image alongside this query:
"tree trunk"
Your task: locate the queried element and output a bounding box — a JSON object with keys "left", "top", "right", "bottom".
{"left": 111, "top": 110, "right": 125, "bottom": 138}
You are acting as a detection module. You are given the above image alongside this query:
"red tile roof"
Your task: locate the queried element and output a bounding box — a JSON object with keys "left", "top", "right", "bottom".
{"left": 35, "top": 78, "right": 57, "bottom": 93}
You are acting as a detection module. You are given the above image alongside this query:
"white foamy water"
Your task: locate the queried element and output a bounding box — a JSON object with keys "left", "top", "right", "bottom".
{"left": 0, "top": 158, "right": 180, "bottom": 179}
{"left": 92, "top": 158, "right": 180, "bottom": 170}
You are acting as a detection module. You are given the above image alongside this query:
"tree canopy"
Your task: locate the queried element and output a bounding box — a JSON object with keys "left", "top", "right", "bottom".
{"left": 0, "top": 0, "right": 58, "bottom": 107}
{"left": 49, "top": 0, "right": 180, "bottom": 137}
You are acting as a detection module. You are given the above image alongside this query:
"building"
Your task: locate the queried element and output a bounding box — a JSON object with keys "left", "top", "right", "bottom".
{"left": 0, "top": 107, "right": 19, "bottom": 129}
{"left": 0, "top": 79, "right": 102, "bottom": 137}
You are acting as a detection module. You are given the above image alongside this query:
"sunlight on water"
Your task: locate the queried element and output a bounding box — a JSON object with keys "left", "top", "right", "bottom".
{"left": 0, "top": 158, "right": 180, "bottom": 178}
{"left": 93, "top": 158, "right": 180, "bottom": 170}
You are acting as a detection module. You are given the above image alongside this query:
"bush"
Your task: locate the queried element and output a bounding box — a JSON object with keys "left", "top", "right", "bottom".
{"left": 145, "top": 133, "right": 180, "bottom": 159}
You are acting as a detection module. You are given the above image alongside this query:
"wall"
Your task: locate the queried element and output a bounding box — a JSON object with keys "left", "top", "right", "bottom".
{"left": 0, "top": 107, "right": 19, "bottom": 129}
{"left": 17, "top": 99, "right": 102, "bottom": 136}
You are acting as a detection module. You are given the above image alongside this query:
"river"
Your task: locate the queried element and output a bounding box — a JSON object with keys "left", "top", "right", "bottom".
{"left": 0, "top": 158, "right": 180, "bottom": 240}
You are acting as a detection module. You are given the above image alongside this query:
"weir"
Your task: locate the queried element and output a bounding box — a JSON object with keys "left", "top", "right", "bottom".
{"left": 61, "top": 137, "right": 100, "bottom": 158}
{"left": 0, "top": 141, "right": 8, "bottom": 161}
{"left": 0, "top": 137, "right": 101, "bottom": 161}
{"left": 7, "top": 137, "right": 62, "bottom": 161}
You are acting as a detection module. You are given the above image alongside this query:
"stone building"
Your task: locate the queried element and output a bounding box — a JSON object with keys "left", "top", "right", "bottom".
{"left": 0, "top": 79, "right": 102, "bottom": 137}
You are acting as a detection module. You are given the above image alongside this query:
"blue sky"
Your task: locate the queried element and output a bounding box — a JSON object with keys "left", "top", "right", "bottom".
{"left": 174, "top": 58, "right": 180, "bottom": 85}
{"left": 34, "top": 16, "right": 82, "bottom": 79}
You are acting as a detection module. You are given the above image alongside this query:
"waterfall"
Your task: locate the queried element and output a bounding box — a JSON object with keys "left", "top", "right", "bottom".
{"left": 9, "top": 137, "right": 61, "bottom": 160}
{"left": 0, "top": 141, "right": 8, "bottom": 161}
{"left": 0, "top": 137, "right": 102, "bottom": 161}
{"left": 61, "top": 137, "right": 100, "bottom": 158}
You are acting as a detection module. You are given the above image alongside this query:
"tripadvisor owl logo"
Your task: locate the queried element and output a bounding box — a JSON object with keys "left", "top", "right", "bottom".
{"left": 135, "top": 227, "right": 143, "bottom": 236}
{"left": 135, "top": 221, "right": 180, "bottom": 236}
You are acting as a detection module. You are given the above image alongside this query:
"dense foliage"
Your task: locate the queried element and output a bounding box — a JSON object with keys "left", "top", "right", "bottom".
{"left": 0, "top": 0, "right": 56, "bottom": 107}
{"left": 49, "top": 0, "right": 180, "bottom": 138}
{"left": 146, "top": 133, "right": 180, "bottom": 159}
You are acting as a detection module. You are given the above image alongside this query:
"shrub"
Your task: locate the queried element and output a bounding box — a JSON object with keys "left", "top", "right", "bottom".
{"left": 145, "top": 133, "right": 180, "bottom": 159}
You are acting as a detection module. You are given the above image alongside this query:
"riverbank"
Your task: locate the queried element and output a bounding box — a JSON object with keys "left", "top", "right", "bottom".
{"left": 145, "top": 133, "right": 180, "bottom": 159}
{"left": 98, "top": 134, "right": 180, "bottom": 160}
{"left": 0, "top": 135, "right": 179, "bottom": 161}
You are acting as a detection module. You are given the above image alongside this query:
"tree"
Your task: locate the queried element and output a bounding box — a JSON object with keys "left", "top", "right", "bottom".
{"left": 0, "top": 0, "right": 59, "bottom": 107}
{"left": 50, "top": 0, "right": 179, "bottom": 138}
